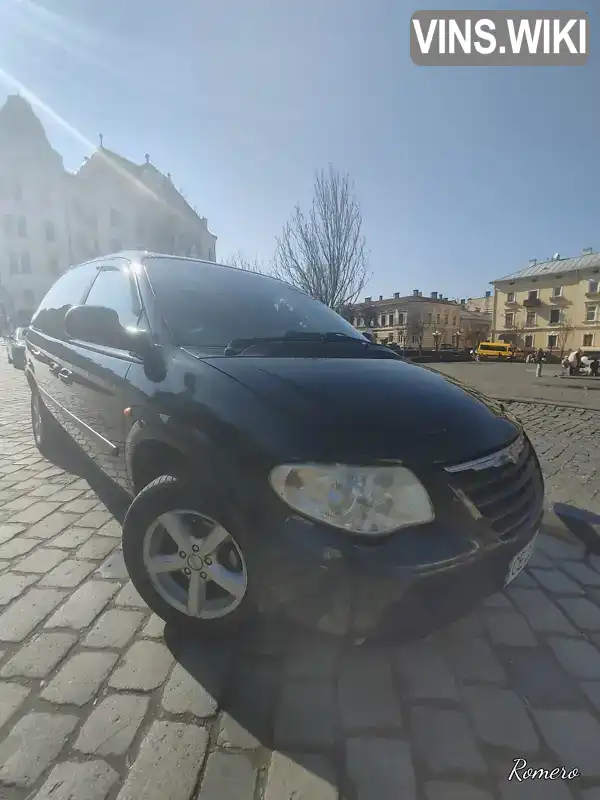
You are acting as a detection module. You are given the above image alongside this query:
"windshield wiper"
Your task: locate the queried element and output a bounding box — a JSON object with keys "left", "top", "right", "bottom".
{"left": 224, "top": 331, "right": 368, "bottom": 356}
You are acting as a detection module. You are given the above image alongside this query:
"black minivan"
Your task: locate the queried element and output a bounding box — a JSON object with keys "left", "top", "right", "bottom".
{"left": 25, "top": 252, "right": 544, "bottom": 641}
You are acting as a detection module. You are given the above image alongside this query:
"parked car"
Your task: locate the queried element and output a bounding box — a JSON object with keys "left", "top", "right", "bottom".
{"left": 24, "top": 252, "right": 544, "bottom": 642}
{"left": 6, "top": 326, "right": 28, "bottom": 369}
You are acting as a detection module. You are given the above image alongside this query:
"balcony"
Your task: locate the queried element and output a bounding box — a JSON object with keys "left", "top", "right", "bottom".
{"left": 549, "top": 293, "right": 568, "bottom": 304}
{"left": 586, "top": 289, "right": 600, "bottom": 299}
{"left": 523, "top": 297, "right": 541, "bottom": 308}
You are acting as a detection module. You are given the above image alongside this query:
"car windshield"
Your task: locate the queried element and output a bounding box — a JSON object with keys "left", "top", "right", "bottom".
{"left": 143, "top": 257, "right": 363, "bottom": 350}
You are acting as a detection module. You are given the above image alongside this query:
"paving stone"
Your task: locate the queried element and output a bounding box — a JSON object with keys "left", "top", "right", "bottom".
{"left": 510, "top": 569, "right": 537, "bottom": 588}
{"left": 218, "top": 656, "right": 281, "bottom": 748}
{"left": 62, "top": 498, "right": 98, "bottom": 514}
{"left": 558, "top": 597, "right": 600, "bottom": 630}
{"left": 217, "top": 713, "right": 261, "bottom": 750}
{"left": 462, "top": 686, "right": 539, "bottom": 752}
{"left": 109, "top": 640, "right": 174, "bottom": 691}
{"left": 49, "top": 527, "right": 93, "bottom": 549}
{"left": 76, "top": 694, "right": 150, "bottom": 755}
{"left": 411, "top": 707, "right": 487, "bottom": 775}
{"left": 115, "top": 720, "right": 208, "bottom": 800}
{"left": 40, "top": 558, "right": 97, "bottom": 588}
{"left": 0, "top": 588, "right": 66, "bottom": 641}
{"left": 41, "top": 651, "right": 118, "bottom": 706}
{"left": 425, "top": 782, "right": 495, "bottom": 800}
{"left": 0, "top": 681, "right": 30, "bottom": 729}
{"left": 562, "top": 560, "right": 600, "bottom": 587}
{"left": 23, "top": 511, "right": 81, "bottom": 539}
{"left": 15, "top": 547, "right": 69, "bottom": 573}
{"left": 114, "top": 581, "right": 148, "bottom": 608}
{"left": 84, "top": 608, "right": 144, "bottom": 648}
{"left": 46, "top": 580, "right": 120, "bottom": 630}
{"left": 531, "top": 568, "right": 584, "bottom": 595}
{"left": 0, "top": 711, "right": 77, "bottom": 786}
{"left": 0, "top": 536, "right": 40, "bottom": 559}
{"left": 264, "top": 752, "right": 337, "bottom": 800}
{"left": 142, "top": 614, "right": 165, "bottom": 638}
{"left": 395, "top": 639, "right": 458, "bottom": 700}
{"left": 346, "top": 738, "right": 415, "bottom": 800}
{"left": 534, "top": 709, "right": 600, "bottom": 777}
{"left": 527, "top": 548, "right": 556, "bottom": 569}
{"left": 508, "top": 588, "right": 577, "bottom": 635}
{"left": 582, "top": 791, "right": 600, "bottom": 800}
{"left": 0, "top": 572, "right": 39, "bottom": 605}
{"left": 0, "top": 522, "right": 27, "bottom": 543}
{"left": 30, "top": 759, "right": 118, "bottom": 800}
{"left": 98, "top": 518, "right": 123, "bottom": 538}
{"left": 1, "top": 496, "right": 37, "bottom": 511}
{"left": 442, "top": 637, "right": 506, "bottom": 684}
{"left": 6, "top": 502, "right": 61, "bottom": 525}
{"left": 1, "top": 632, "right": 76, "bottom": 678}
{"left": 500, "top": 768, "right": 576, "bottom": 799}
{"left": 547, "top": 637, "right": 600, "bottom": 680}
{"left": 162, "top": 662, "right": 223, "bottom": 718}
{"left": 198, "top": 752, "right": 258, "bottom": 800}
{"left": 96, "top": 550, "right": 129, "bottom": 579}
{"left": 484, "top": 609, "right": 538, "bottom": 647}
{"left": 275, "top": 679, "right": 336, "bottom": 747}
{"left": 482, "top": 593, "right": 513, "bottom": 609}
{"left": 537, "top": 534, "right": 584, "bottom": 561}
{"left": 76, "top": 536, "right": 117, "bottom": 560}
{"left": 338, "top": 650, "right": 402, "bottom": 730}
{"left": 283, "top": 634, "right": 339, "bottom": 679}
{"left": 77, "top": 510, "right": 113, "bottom": 528}
{"left": 580, "top": 681, "right": 600, "bottom": 712}
{"left": 504, "top": 648, "right": 587, "bottom": 708}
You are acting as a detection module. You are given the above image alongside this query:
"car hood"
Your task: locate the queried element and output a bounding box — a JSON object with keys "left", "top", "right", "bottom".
{"left": 199, "top": 355, "right": 519, "bottom": 465}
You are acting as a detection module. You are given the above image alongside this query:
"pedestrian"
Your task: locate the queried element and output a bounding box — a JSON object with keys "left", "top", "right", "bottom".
{"left": 590, "top": 357, "right": 599, "bottom": 378}
{"left": 568, "top": 349, "right": 580, "bottom": 376}
{"left": 561, "top": 355, "right": 570, "bottom": 376}
{"left": 534, "top": 348, "right": 544, "bottom": 377}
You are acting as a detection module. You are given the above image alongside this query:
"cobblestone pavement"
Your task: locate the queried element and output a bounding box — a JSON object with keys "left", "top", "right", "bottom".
{"left": 1, "top": 358, "right": 600, "bottom": 800}
{"left": 432, "top": 362, "right": 600, "bottom": 410}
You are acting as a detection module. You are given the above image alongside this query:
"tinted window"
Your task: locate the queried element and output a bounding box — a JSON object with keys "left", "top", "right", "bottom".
{"left": 84, "top": 266, "right": 139, "bottom": 329}
{"left": 30, "top": 263, "right": 98, "bottom": 339}
{"left": 143, "top": 257, "right": 361, "bottom": 350}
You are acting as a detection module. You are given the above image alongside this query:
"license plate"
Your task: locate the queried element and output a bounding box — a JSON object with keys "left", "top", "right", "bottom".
{"left": 504, "top": 535, "right": 537, "bottom": 586}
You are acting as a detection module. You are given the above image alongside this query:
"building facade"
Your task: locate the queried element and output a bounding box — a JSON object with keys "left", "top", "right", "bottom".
{"left": 0, "top": 95, "right": 217, "bottom": 329}
{"left": 491, "top": 249, "right": 600, "bottom": 353}
{"left": 352, "top": 289, "right": 491, "bottom": 349}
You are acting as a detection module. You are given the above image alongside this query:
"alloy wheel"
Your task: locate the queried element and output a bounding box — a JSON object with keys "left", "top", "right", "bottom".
{"left": 142, "top": 509, "right": 248, "bottom": 619}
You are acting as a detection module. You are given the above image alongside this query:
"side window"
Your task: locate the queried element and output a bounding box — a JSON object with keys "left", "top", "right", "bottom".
{"left": 30, "top": 264, "right": 98, "bottom": 339}
{"left": 84, "top": 266, "right": 140, "bottom": 329}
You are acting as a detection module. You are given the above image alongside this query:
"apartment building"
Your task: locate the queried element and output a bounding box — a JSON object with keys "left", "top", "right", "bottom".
{"left": 491, "top": 249, "right": 600, "bottom": 353}
{"left": 466, "top": 291, "right": 493, "bottom": 314}
{"left": 0, "top": 95, "right": 217, "bottom": 328}
{"left": 352, "top": 289, "right": 491, "bottom": 349}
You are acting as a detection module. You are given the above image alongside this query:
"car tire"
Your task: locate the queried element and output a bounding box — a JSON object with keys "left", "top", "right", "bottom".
{"left": 122, "top": 475, "right": 257, "bottom": 637}
{"left": 31, "top": 390, "right": 64, "bottom": 458}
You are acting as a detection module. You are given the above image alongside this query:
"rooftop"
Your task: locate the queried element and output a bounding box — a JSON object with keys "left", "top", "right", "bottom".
{"left": 494, "top": 251, "right": 600, "bottom": 283}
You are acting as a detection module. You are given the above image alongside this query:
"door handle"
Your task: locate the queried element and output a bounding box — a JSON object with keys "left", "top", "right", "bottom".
{"left": 58, "top": 368, "right": 73, "bottom": 384}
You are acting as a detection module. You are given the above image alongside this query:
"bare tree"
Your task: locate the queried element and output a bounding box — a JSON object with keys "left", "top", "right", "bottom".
{"left": 225, "top": 251, "right": 268, "bottom": 274}
{"left": 272, "top": 165, "right": 370, "bottom": 310}
{"left": 407, "top": 316, "right": 430, "bottom": 354}
{"left": 463, "top": 318, "right": 490, "bottom": 348}
{"left": 555, "top": 316, "right": 574, "bottom": 357}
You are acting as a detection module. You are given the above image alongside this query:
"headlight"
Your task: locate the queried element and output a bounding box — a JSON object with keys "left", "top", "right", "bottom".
{"left": 269, "top": 464, "right": 435, "bottom": 536}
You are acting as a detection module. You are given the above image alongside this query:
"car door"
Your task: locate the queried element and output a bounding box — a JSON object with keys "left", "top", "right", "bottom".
{"left": 58, "top": 258, "right": 145, "bottom": 487}
{"left": 27, "top": 262, "right": 100, "bottom": 436}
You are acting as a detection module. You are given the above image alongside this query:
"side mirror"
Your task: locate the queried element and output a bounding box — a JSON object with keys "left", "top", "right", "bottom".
{"left": 65, "top": 305, "right": 130, "bottom": 351}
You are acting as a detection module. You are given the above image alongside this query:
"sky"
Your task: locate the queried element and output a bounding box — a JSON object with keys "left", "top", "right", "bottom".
{"left": 0, "top": 0, "right": 598, "bottom": 301}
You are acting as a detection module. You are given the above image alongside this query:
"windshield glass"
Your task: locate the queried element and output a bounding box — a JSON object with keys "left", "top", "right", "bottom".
{"left": 143, "top": 257, "right": 362, "bottom": 349}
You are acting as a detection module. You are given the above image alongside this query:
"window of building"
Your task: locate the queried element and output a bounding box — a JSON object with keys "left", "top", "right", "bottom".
{"left": 547, "top": 334, "right": 558, "bottom": 348}
{"left": 3, "top": 214, "right": 12, "bottom": 235}
{"left": 549, "top": 309, "right": 560, "bottom": 325}
{"left": 21, "top": 253, "right": 31, "bottom": 273}
{"left": 583, "top": 334, "right": 594, "bottom": 347}
{"left": 398, "top": 313, "right": 405, "bottom": 326}
{"left": 388, "top": 332, "right": 395, "bottom": 343}
{"left": 45, "top": 221, "right": 56, "bottom": 242}
{"left": 17, "top": 217, "right": 27, "bottom": 237}
{"left": 528, "top": 289, "right": 539, "bottom": 300}
{"left": 436, "top": 313, "right": 440, "bottom": 324}
{"left": 84, "top": 266, "right": 140, "bottom": 330}
{"left": 507, "top": 292, "right": 516, "bottom": 303}
{"left": 552, "top": 286, "right": 563, "bottom": 298}
{"left": 505, "top": 312, "right": 515, "bottom": 327}
{"left": 110, "top": 239, "right": 122, "bottom": 252}
{"left": 388, "top": 314, "right": 393, "bottom": 326}
{"left": 30, "top": 263, "right": 99, "bottom": 340}
{"left": 526, "top": 311, "right": 537, "bottom": 326}
{"left": 48, "top": 256, "right": 59, "bottom": 275}
{"left": 428, "top": 312, "right": 432, "bottom": 323}
{"left": 452, "top": 316, "right": 457, "bottom": 326}
{"left": 23, "top": 289, "right": 34, "bottom": 306}
{"left": 9, "top": 253, "right": 18, "bottom": 274}
{"left": 589, "top": 280, "right": 599, "bottom": 295}
{"left": 586, "top": 304, "right": 598, "bottom": 323}
{"left": 208, "top": 247, "right": 215, "bottom": 262}
{"left": 524, "top": 335, "right": 533, "bottom": 348}
{"left": 110, "top": 208, "right": 121, "bottom": 227}
{"left": 444, "top": 314, "right": 448, "bottom": 325}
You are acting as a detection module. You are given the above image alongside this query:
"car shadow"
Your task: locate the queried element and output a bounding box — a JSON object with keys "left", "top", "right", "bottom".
{"left": 552, "top": 502, "right": 600, "bottom": 557}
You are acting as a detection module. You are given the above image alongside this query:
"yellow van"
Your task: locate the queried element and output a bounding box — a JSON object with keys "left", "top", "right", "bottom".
{"left": 475, "top": 342, "right": 517, "bottom": 361}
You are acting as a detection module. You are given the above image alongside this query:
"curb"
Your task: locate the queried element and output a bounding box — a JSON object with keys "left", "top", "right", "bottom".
{"left": 491, "top": 395, "right": 600, "bottom": 412}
